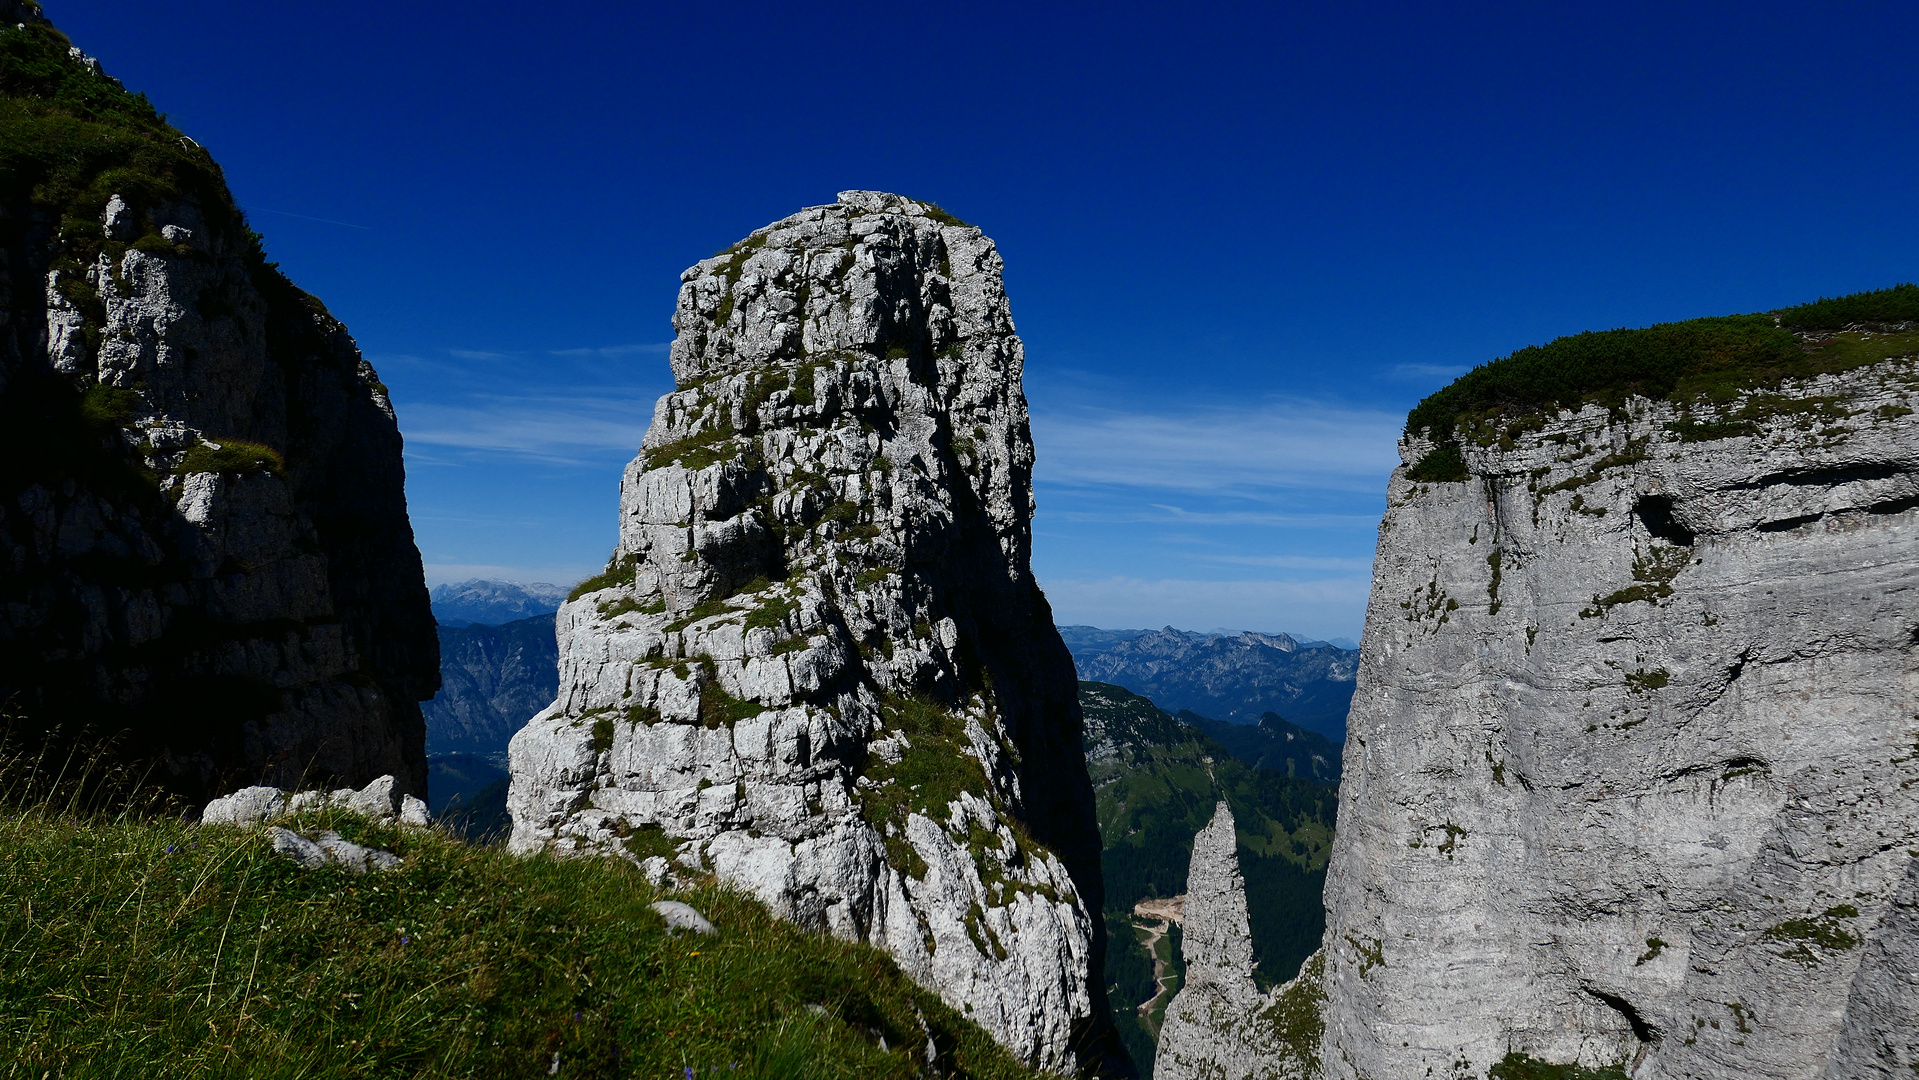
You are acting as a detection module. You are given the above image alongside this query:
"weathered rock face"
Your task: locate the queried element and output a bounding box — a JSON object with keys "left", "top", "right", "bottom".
{"left": 506, "top": 191, "right": 1117, "bottom": 1073}
{"left": 0, "top": 8, "right": 437, "bottom": 799}
{"left": 1155, "top": 801, "right": 1324, "bottom": 1080}
{"left": 1314, "top": 357, "right": 1919, "bottom": 1078}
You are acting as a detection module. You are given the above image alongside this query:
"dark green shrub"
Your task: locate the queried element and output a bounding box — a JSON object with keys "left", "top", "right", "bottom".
{"left": 1405, "top": 315, "right": 1797, "bottom": 440}
{"left": 1487, "top": 1054, "right": 1628, "bottom": 1080}
{"left": 1406, "top": 443, "right": 1468, "bottom": 482}
{"left": 1775, "top": 282, "right": 1919, "bottom": 329}
{"left": 1405, "top": 284, "right": 1919, "bottom": 441}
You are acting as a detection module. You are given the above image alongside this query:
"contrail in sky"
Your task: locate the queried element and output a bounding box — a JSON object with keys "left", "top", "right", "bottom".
{"left": 245, "top": 206, "right": 372, "bottom": 230}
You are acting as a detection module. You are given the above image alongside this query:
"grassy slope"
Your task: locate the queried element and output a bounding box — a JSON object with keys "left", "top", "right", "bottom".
{"left": 1079, "top": 683, "right": 1337, "bottom": 1075}
{"left": 0, "top": 802, "right": 1045, "bottom": 1079}
{"left": 1404, "top": 283, "right": 1919, "bottom": 472}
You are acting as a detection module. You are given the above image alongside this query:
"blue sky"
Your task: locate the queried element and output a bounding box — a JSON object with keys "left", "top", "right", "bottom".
{"left": 58, "top": 1, "right": 1919, "bottom": 642}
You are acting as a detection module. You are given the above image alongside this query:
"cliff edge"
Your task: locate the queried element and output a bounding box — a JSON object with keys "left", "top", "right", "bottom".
{"left": 506, "top": 192, "right": 1118, "bottom": 1073}
{"left": 0, "top": 4, "right": 437, "bottom": 797}
{"left": 1314, "top": 292, "right": 1919, "bottom": 1078}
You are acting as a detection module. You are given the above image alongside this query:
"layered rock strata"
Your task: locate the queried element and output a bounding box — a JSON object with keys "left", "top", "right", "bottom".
{"left": 507, "top": 192, "right": 1115, "bottom": 1072}
{"left": 1312, "top": 357, "right": 1919, "bottom": 1078}
{"left": 1155, "top": 801, "right": 1322, "bottom": 1080}
{"left": 0, "top": 6, "right": 437, "bottom": 797}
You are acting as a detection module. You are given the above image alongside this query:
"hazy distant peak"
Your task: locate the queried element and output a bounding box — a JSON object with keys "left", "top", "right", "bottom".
{"left": 429, "top": 579, "right": 568, "bottom": 627}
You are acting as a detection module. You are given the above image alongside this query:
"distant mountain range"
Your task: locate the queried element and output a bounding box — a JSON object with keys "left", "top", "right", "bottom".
{"left": 428, "top": 579, "right": 567, "bottom": 627}
{"left": 1060, "top": 625, "right": 1360, "bottom": 740}
{"left": 423, "top": 614, "right": 557, "bottom": 757}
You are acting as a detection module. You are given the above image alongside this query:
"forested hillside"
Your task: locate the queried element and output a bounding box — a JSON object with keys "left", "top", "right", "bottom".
{"left": 1080, "top": 682, "right": 1337, "bottom": 1074}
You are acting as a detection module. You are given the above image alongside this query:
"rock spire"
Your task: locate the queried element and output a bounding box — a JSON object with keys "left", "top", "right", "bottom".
{"left": 506, "top": 192, "right": 1118, "bottom": 1072}
{"left": 1154, "top": 801, "right": 1322, "bottom": 1080}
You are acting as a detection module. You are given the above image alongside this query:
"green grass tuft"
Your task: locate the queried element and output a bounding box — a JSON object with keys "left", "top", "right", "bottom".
{"left": 567, "top": 552, "right": 639, "bottom": 601}
{"left": 177, "top": 438, "right": 283, "bottom": 477}
{"left": 918, "top": 202, "right": 969, "bottom": 228}
{"left": 0, "top": 808, "right": 1045, "bottom": 1077}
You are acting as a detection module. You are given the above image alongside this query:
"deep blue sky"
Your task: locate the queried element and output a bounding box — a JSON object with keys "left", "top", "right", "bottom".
{"left": 56, "top": 1, "right": 1919, "bottom": 642}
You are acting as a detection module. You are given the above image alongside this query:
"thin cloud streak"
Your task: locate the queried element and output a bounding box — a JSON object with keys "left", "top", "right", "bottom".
{"left": 1387, "top": 362, "right": 1471, "bottom": 380}
{"left": 402, "top": 392, "right": 655, "bottom": 461}
{"left": 1031, "top": 399, "right": 1402, "bottom": 496}
{"left": 422, "top": 562, "right": 594, "bottom": 588}
{"left": 1199, "top": 553, "right": 1374, "bottom": 571}
{"left": 550, "top": 343, "right": 671, "bottom": 357}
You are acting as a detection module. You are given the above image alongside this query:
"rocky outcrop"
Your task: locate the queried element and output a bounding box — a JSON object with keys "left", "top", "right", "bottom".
{"left": 506, "top": 192, "right": 1117, "bottom": 1073}
{"left": 1155, "top": 801, "right": 1322, "bottom": 1080}
{"left": 1312, "top": 355, "right": 1919, "bottom": 1078}
{"left": 0, "top": 8, "right": 436, "bottom": 799}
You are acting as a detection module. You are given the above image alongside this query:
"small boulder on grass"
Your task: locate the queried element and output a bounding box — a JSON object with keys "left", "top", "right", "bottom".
{"left": 649, "top": 900, "right": 716, "bottom": 935}
{"left": 268, "top": 827, "right": 402, "bottom": 873}
{"left": 201, "top": 774, "right": 430, "bottom": 828}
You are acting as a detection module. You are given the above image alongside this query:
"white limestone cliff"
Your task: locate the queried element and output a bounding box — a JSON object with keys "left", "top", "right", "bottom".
{"left": 506, "top": 192, "right": 1115, "bottom": 1073}
{"left": 1306, "top": 356, "right": 1919, "bottom": 1079}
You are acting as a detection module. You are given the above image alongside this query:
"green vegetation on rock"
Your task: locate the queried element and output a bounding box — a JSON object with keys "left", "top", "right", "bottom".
{"left": 0, "top": 18, "right": 246, "bottom": 249}
{"left": 1402, "top": 284, "right": 1919, "bottom": 464}
{"left": 178, "top": 439, "right": 284, "bottom": 477}
{"left": 1487, "top": 1052, "right": 1629, "bottom": 1080}
{"left": 0, "top": 797, "right": 1045, "bottom": 1077}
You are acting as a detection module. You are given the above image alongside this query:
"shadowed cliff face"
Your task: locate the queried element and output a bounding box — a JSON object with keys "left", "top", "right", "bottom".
{"left": 0, "top": 4, "right": 437, "bottom": 799}
{"left": 507, "top": 192, "right": 1122, "bottom": 1074}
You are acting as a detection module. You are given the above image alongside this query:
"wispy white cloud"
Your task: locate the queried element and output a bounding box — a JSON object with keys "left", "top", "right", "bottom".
{"left": 549, "top": 343, "right": 671, "bottom": 358}
{"left": 1387, "top": 362, "right": 1470, "bottom": 380}
{"left": 448, "top": 348, "right": 514, "bottom": 361}
{"left": 403, "top": 391, "right": 655, "bottom": 463}
{"left": 1036, "top": 505, "right": 1379, "bottom": 528}
{"left": 1039, "top": 575, "right": 1372, "bottom": 642}
{"left": 1198, "top": 553, "right": 1374, "bottom": 571}
{"left": 421, "top": 562, "right": 596, "bottom": 589}
{"left": 1030, "top": 398, "right": 1402, "bottom": 496}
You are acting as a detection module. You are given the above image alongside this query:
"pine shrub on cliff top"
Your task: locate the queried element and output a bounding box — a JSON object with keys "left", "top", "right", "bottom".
{"left": 0, "top": 752, "right": 1043, "bottom": 1078}
{"left": 1405, "top": 282, "right": 1919, "bottom": 446}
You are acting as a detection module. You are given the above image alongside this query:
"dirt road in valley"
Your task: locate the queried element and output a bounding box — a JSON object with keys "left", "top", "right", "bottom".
{"left": 1131, "top": 896, "right": 1186, "bottom": 1036}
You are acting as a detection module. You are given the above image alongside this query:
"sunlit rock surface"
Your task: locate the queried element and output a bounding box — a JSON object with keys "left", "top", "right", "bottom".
{"left": 507, "top": 192, "right": 1118, "bottom": 1073}
{"left": 1312, "top": 358, "right": 1919, "bottom": 1079}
